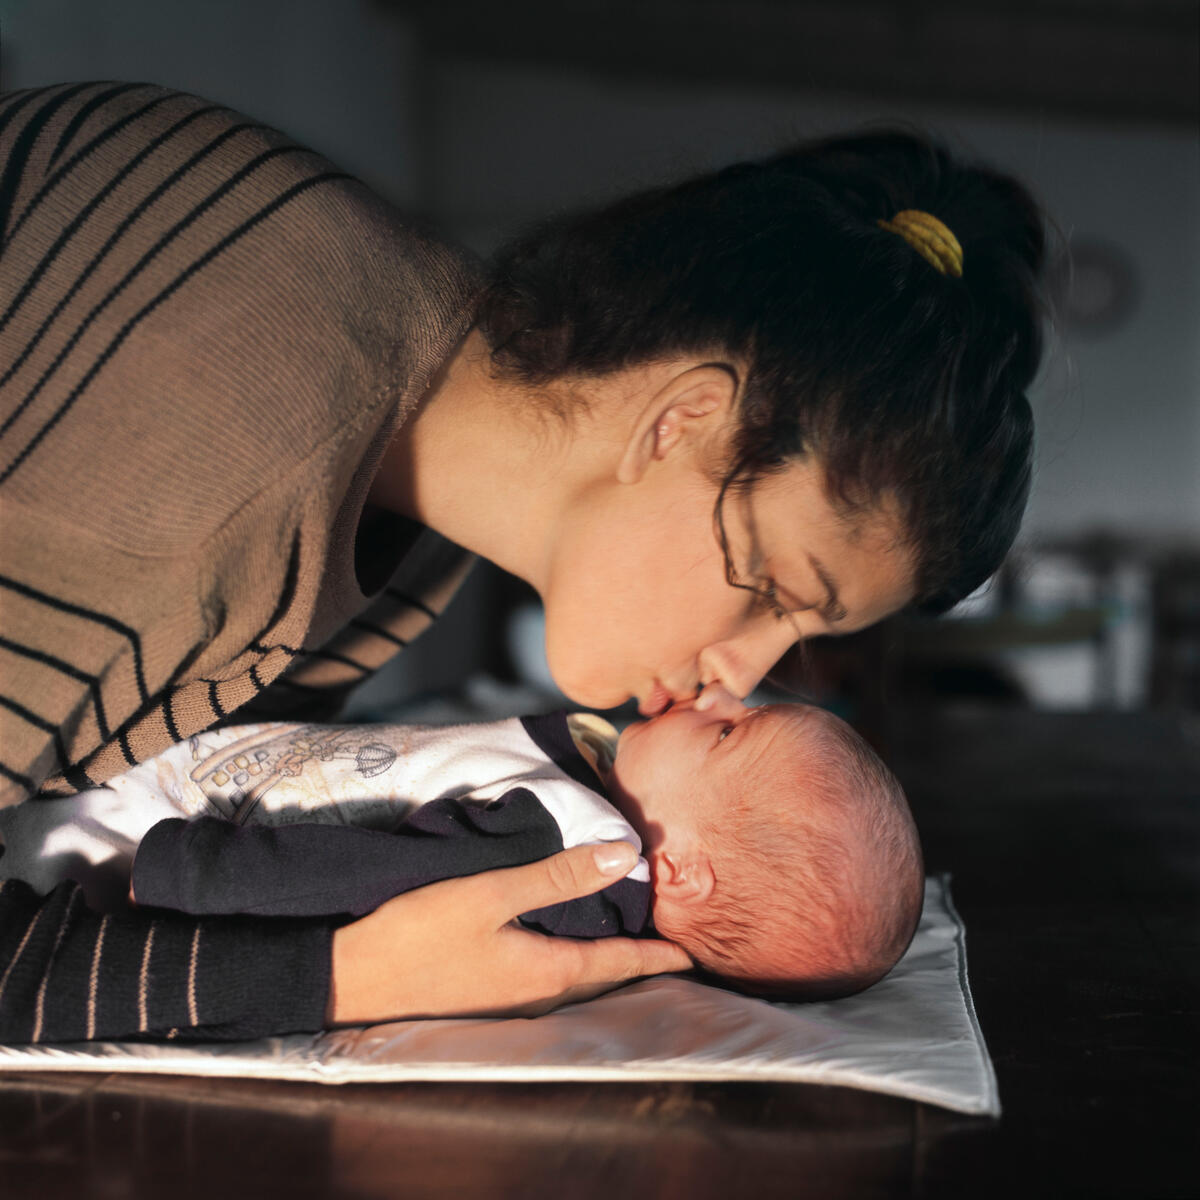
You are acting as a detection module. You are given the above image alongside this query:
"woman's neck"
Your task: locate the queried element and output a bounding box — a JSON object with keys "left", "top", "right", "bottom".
{"left": 369, "top": 330, "right": 729, "bottom": 600}
{"left": 367, "top": 330, "right": 600, "bottom": 594}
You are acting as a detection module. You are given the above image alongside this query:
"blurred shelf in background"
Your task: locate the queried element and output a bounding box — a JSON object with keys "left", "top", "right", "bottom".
{"left": 792, "top": 534, "right": 1200, "bottom": 736}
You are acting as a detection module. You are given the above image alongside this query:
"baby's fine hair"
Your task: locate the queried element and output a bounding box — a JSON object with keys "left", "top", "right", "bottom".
{"left": 685, "top": 705, "right": 923, "bottom": 1000}
{"left": 478, "top": 129, "right": 1047, "bottom": 613}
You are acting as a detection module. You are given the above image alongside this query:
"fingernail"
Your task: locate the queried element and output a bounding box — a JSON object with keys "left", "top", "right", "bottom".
{"left": 594, "top": 842, "right": 635, "bottom": 875}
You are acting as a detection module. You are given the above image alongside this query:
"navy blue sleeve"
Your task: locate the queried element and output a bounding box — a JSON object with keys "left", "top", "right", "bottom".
{"left": 520, "top": 875, "right": 650, "bottom": 939}
{"left": 132, "top": 789, "right": 651, "bottom": 936}
{"left": 0, "top": 877, "right": 331, "bottom": 1044}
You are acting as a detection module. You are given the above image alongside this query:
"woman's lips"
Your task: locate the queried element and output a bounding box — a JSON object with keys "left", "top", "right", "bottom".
{"left": 638, "top": 681, "right": 673, "bottom": 717}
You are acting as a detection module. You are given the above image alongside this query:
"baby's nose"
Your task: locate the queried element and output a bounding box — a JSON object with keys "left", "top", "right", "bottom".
{"left": 693, "top": 681, "right": 748, "bottom": 719}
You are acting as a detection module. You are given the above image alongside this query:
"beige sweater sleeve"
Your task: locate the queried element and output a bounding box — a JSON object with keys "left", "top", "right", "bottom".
{"left": 0, "top": 80, "right": 481, "bottom": 1046}
{"left": 0, "top": 82, "right": 479, "bottom": 807}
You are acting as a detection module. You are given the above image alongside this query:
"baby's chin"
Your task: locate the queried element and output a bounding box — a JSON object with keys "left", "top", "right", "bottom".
{"left": 609, "top": 724, "right": 657, "bottom": 793}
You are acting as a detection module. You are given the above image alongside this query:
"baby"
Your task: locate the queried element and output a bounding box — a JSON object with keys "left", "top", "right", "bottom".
{"left": 0, "top": 687, "right": 923, "bottom": 1001}
{"left": 601, "top": 686, "right": 924, "bottom": 998}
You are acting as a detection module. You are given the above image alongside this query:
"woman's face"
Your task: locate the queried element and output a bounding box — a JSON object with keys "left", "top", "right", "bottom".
{"left": 539, "top": 453, "right": 916, "bottom": 714}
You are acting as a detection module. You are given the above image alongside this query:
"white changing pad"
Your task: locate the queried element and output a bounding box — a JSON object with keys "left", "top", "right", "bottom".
{"left": 0, "top": 874, "right": 999, "bottom": 1116}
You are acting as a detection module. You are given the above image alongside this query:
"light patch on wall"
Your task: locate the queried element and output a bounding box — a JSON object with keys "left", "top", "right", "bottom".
{"left": 1049, "top": 236, "right": 1140, "bottom": 340}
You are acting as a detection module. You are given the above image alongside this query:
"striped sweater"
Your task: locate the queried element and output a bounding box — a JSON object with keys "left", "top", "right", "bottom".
{"left": 0, "top": 83, "right": 479, "bottom": 1042}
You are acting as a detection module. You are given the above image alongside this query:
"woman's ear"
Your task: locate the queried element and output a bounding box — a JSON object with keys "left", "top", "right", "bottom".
{"left": 616, "top": 364, "right": 738, "bottom": 485}
{"left": 650, "top": 847, "right": 715, "bottom": 907}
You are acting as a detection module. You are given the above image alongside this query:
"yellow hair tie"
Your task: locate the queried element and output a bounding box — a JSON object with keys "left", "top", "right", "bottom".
{"left": 877, "top": 210, "right": 963, "bottom": 278}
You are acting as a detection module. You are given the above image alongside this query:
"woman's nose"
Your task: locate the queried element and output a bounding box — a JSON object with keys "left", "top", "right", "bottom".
{"left": 698, "top": 620, "right": 800, "bottom": 700}
{"left": 693, "top": 681, "right": 747, "bottom": 719}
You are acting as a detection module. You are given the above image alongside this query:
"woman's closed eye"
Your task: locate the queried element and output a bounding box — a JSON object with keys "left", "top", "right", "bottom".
{"left": 755, "top": 582, "right": 790, "bottom": 620}
{"left": 753, "top": 578, "right": 820, "bottom": 623}
{"left": 754, "top": 576, "right": 850, "bottom": 628}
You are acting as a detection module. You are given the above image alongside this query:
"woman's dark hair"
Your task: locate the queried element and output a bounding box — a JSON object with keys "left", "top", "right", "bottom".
{"left": 477, "top": 129, "right": 1047, "bottom": 613}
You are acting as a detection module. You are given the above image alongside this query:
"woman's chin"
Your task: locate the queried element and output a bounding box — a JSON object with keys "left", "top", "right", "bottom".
{"left": 548, "top": 668, "right": 630, "bottom": 713}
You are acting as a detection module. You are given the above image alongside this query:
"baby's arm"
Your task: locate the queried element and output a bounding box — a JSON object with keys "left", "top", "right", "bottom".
{"left": 132, "top": 790, "right": 650, "bottom": 936}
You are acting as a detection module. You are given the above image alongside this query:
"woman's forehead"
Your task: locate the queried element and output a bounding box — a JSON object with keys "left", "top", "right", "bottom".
{"left": 743, "top": 462, "right": 907, "bottom": 550}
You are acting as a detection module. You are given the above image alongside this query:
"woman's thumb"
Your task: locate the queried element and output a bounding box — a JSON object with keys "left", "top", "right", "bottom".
{"left": 592, "top": 841, "right": 637, "bottom": 876}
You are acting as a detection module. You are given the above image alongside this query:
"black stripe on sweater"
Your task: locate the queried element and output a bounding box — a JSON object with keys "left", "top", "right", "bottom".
{"left": 250, "top": 641, "right": 301, "bottom": 657}
{"left": 0, "top": 88, "right": 39, "bottom": 109}
{"left": 348, "top": 617, "right": 408, "bottom": 648}
{"left": 0, "top": 82, "right": 98, "bottom": 247}
{"left": 6, "top": 85, "right": 174, "bottom": 248}
{"left": 0, "top": 103, "right": 223, "bottom": 342}
{"left": 164, "top": 532, "right": 302, "bottom": 734}
{"left": 0, "top": 90, "right": 41, "bottom": 143}
{"left": 294, "top": 647, "right": 371, "bottom": 674}
{"left": 0, "top": 633, "right": 111, "bottom": 742}
{"left": 0, "top": 120, "right": 265, "bottom": 396}
{"left": 47, "top": 81, "right": 149, "bottom": 168}
{"left": 116, "top": 727, "right": 136, "bottom": 767}
{"left": 0, "top": 759, "right": 36, "bottom": 792}
{"left": 162, "top": 687, "right": 184, "bottom": 745}
{"left": 73, "top": 634, "right": 208, "bottom": 781}
{"left": 0, "top": 572, "right": 150, "bottom": 705}
{"left": 0, "top": 165, "right": 346, "bottom": 482}
{"left": 0, "top": 692, "right": 69, "bottom": 772}
{"left": 260, "top": 677, "right": 348, "bottom": 695}
{"left": 246, "top": 530, "right": 303, "bottom": 655}
{"left": 0, "top": 141, "right": 310, "bottom": 448}
{"left": 383, "top": 588, "right": 438, "bottom": 620}
{"left": 60, "top": 761, "right": 95, "bottom": 795}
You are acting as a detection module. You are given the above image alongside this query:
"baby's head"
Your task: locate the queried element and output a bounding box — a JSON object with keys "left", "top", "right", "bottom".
{"left": 608, "top": 685, "right": 923, "bottom": 999}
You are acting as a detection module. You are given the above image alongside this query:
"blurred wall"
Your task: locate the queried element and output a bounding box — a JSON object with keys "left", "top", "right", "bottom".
{"left": 0, "top": 0, "right": 425, "bottom": 207}
{"left": 422, "top": 58, "right": 1199, "bottom": 543}
{"left": 2, "top": 0, "right": 1195, "bottom": 711}
{"left": 3, "top": 0, "right": 1192, "bottom": 543}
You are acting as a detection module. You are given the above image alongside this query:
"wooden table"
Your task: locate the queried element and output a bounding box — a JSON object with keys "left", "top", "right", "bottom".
{"left": 1, "top": 710, "right": 1196, "bottom": 1198}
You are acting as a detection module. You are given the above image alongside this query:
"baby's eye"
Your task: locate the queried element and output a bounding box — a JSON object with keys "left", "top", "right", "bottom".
{"left": 717, "top": 725, "right": 733, "bottom": 742}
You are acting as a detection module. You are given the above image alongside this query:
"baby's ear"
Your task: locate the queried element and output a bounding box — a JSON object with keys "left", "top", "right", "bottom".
{"left": 650, "top": 848, "right": 714, "bottom": 907}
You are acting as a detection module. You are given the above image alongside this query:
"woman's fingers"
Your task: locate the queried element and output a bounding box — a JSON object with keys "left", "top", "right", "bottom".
{"left": 474, "top": 841, "right": 641, "bottom": 926}
{"left": 499, "top": 933, "right": 694, "bottom": 1018}
{"left": 548, "top": 930, "right": 694, "bottom": 994}
{"left": 327, "top": 843, "right": 691, "bottom": 1027}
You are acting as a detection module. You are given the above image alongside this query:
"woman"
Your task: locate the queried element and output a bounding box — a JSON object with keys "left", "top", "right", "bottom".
{"left": 0, "top": 83, "right": 1043, "bottom": 1042}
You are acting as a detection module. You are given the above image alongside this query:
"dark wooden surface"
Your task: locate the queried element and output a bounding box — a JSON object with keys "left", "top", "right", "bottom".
{"left": 1, "top": 709, "right": 1197, "bottom": 1199}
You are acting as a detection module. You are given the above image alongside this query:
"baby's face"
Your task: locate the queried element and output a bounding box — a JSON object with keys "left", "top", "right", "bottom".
{"left": 610, "top": 684, "right": 805, "bottom": 846}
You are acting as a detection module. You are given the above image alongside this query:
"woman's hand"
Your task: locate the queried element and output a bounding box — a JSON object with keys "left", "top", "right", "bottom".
{"left": 326, "top": 842, "right": 692, "bottom": 1026}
